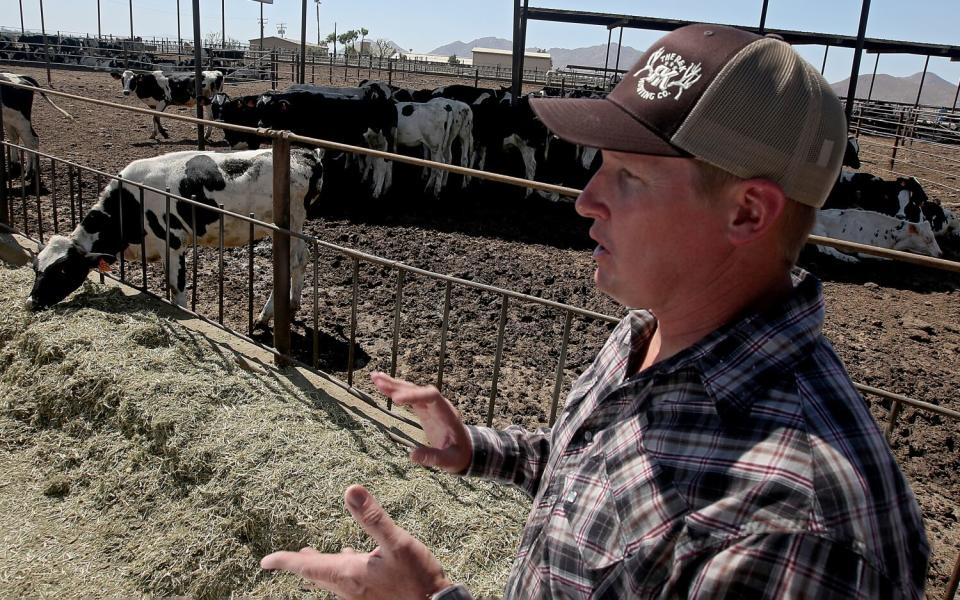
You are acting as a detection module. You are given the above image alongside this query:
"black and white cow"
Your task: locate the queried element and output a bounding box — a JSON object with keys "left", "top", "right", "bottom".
{"left": 111, "top": 69, "right": 224, "bottom": 141}
{"left": 258, "top": 91, "right": 397, "bottom": 198}
{"left": 1, "top": 72, "right": 74, "bottom": 183}
{"left": 824, "top": 172, "right": 928, "bottom": 221}
{"left": 26, "top": 149, "right": 324, "bottom": 326}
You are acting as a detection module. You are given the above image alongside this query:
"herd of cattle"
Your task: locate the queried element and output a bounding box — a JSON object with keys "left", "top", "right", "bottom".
{"left": 2, "top": 69, "right": 959, "bottom": 314}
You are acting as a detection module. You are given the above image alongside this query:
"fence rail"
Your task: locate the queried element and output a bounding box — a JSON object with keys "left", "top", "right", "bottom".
{"left": 1, "top": 77, "right": 959, "bottom": 600}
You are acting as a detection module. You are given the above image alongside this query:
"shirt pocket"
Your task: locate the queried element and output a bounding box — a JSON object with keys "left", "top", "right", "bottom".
{"left": 550, "top": 452, "right": 626, "bottom": 571}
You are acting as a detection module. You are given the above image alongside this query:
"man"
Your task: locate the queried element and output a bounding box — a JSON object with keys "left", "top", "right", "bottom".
{"left": 261, "top": 24, "right": 929, "bottom": 599}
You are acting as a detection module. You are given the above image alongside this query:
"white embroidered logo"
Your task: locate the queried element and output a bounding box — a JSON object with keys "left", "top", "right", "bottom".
{"left": 633, "top": 47, "right": 703, "bottom": 101}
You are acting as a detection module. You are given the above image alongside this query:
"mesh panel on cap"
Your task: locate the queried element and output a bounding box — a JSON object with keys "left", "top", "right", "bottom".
{"left": 671, "top": 38, "right": 844, "bottom": 206}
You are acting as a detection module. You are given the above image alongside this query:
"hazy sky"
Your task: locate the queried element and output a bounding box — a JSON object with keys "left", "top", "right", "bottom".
{"left": 7, "top": 0, "right": 960, "bottom": 85}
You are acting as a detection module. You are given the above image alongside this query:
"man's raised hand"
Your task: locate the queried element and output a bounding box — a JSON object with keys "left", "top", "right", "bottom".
{"left": 370, "top": 372, "right": 473, "bottom": 474}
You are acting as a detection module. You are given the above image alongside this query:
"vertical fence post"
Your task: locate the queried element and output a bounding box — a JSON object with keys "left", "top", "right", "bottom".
{"left": 271, "top": 132, "right": 291, "bottom": 366}
{"left": 890, "top": 110, "right": 906, "bottom": 169}
{"left": 388, "top": 60, "right": 393, "bottom": 85}
{"left": 0, "top": 101, "right": 7, "bottom": 228}
{"left": 191, "top": 0, "right": 204, "bottom": 150}
{"left": 475, "top": 68, "right": 479, "bottom": 88}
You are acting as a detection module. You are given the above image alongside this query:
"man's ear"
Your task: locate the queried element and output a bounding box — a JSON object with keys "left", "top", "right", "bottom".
{"left": 725, "top": 179, "right": 787, "bottom": 246}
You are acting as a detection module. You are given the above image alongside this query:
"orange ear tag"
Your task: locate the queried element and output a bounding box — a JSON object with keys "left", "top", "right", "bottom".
{"left": 98, "top": 258, "right": 112, "bottom": 273}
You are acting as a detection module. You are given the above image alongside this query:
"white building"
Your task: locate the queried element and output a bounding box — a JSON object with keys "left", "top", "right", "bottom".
{"left": 472, "top": 47, "right": 551, "bottom": 71}
{"left": 389, "top": 51, "right": 473, "bottom": 66}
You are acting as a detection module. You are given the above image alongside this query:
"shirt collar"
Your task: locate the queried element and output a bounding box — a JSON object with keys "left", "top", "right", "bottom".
{"left": 625, "top": 269, "right": 825, "bottom": 419}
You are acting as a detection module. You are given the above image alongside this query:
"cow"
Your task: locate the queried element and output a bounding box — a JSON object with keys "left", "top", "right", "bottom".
{"left": 253, "top": 90, "right": 398, "bottom": 198}
{"left": 424, "top": 97, "right": 473, "bottom": 188}
{"left": 823, "top": 172, "right": 927, "bottom": 220}
{"left": 394, "top": 101, "right": 455, "bottom": 196}
{"left": 25, "top": 148, "right": 325, "bottom": 327}
{"left": 210, "top": 92, "right": 270, "bottom": 149}
{"left": 812, "top": 209, "right": 943, "bottom": 263}
{"left": 110, "top": 69, "right": 224, "bottom": 141}
{"left": 0, "top": 72, "right": 74, "bottom": 184}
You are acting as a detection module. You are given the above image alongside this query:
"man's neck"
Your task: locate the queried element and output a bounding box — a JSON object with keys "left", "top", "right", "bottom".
{"left": 637, "top": 265, "right": 794, "bottom": 373}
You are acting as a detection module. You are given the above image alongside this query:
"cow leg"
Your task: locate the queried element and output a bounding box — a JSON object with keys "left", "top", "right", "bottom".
{"left": 817, "top": 245, "right": 860, "bottom": 264}
{"left": 203, "top": 103, "right": 214, "bottom": 141}
{"left": 254, "top": 237, "right": 307, "bottom": 327}
{"left": 155, "top": 102, "right": 170, "bottom": 140}
{"left": 168, "top": 252, "right": 188, "bottom": 306}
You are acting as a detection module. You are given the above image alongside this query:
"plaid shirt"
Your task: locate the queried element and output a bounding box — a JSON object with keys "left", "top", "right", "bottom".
{"left": 435, "top": 270, "right": 928, "bottom": 600}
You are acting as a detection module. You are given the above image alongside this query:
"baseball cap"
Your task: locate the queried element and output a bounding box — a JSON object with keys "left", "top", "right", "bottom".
{"left": 530, "top": 23, "right": 847, "bottom": 208}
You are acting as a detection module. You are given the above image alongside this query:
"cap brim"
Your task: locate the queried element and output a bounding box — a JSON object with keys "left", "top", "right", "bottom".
{"left": 530, "top": 97, "right": 689, "bottom": 157}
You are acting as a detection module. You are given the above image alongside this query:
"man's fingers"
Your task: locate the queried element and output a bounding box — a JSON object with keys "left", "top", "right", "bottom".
{"left": 261, "top": 550, "right": 354, "bottom": 593}
{"left": 344, "top": 485, "right": 403, "bottom": 549}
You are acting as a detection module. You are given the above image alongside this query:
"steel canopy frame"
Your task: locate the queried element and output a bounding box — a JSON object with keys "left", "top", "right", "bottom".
{"left": 512, "top": 4, "right": 960, "bottom": 121}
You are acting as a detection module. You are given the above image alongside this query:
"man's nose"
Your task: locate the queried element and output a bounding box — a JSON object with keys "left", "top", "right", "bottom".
{"left": 574, "top": 178, "right": 607, "bottom": 220}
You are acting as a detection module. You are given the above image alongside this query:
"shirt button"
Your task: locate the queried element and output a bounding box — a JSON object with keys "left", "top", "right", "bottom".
{"left": 583, "top": 430, "right": 593, "bottom": 442}
{"left": 566, "top": 490, "right": 578, "bottom": 503}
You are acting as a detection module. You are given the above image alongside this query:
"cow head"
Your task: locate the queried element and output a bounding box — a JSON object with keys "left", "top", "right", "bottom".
{"left": 894, "top": 221, "right": 943, "bottom": 258}
{"left": 111, "top": 69, "right": 138, "bottom": 95}
{"left": 24, "top": 235, "right": 116, "bottom": 311}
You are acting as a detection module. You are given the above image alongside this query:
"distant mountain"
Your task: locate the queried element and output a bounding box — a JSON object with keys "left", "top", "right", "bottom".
{"left": 430, "top": 37, "right": 513, "bottom": 57}
{"left": 545, "top": 43, "right": 643, "bottom": 71}
{"left": 831, "top": 72, "right": 958, "bottom": 107}
{"left": 429, "top": 37, "right": 644, "bottom": 71}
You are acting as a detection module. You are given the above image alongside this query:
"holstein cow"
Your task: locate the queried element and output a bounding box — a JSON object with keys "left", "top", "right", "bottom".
{"left": 0, "top": 72, "right": 74, "bottom": 183}
{"left": 823, "top": 172, "right": 927, "bottom": 220}
{"left": 26, "top": 149, "right": 325, "bottom": 326}
{"left": 111, "top": 69, "right": 224, "bottom": 141}
{"left": 812, "top": 209, "right": 943, "bottom": 263}
{"left": 254, "top": 89, "right": 397, "bottom": 198}
{"left": 395, "top": 101, "right": 454, "bottom": 196}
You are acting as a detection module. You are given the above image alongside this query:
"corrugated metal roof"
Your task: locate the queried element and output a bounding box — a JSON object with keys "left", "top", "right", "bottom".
{"left": 472, "top": 47, "right": 551, "bottom": 59}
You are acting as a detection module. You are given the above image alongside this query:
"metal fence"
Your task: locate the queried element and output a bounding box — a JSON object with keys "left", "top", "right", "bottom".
{"left": 0, "top": 78, "right": 959, "bottom": 599}
{"left": 0, "top": 31, "right": 608, "bottom": 89}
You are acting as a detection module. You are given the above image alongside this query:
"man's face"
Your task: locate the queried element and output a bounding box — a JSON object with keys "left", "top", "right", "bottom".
{"left": 575, "top": 151, "right": 729, "bottom": 309}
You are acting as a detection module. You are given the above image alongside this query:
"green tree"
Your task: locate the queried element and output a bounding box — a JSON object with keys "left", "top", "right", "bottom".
{"left": 447, "top": 54, "right": 460, "bottom": 65}
{"left": 358, "top": 27, "right": 369, "bottom": 55}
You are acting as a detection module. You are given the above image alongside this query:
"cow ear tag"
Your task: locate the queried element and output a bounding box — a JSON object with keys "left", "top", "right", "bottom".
{"left": 98, "top": 258, "right": 112, "bottom": 273}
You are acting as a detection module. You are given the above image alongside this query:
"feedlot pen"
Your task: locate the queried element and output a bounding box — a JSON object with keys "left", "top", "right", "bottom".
{"left": 1, "top": 68, "right": 960, "bottom": 598}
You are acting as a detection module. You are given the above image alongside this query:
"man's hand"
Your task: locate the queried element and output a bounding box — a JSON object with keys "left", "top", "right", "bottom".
{"left": 370, "top": 372, "right": 473, "bottom": 474}
{"left": 261, "top": 485, "right": 453, "bottom": 600}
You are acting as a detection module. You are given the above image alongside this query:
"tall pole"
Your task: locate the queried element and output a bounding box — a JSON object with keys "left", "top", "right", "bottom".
{"left": 603, "top": 28, "right": 612, "bottom": 80}
{"left": 821, "top": 45, "right": 829, "bottom": 75}
{"left": 315, "top": 0, "right": 321, "bottom": 46}
{"left": 39, "top": 0, "right": 51, "bottom": 84}
{"left": 177, "top": 0, "right": 181, "bottom": 52}
{"left": 867, "top": 53, "right": 880, "bottom": 101}
{"left": 913, "top": 55, "right": 930, "bottom": 109}
{"left": 758, "top": 0, "right": 769, "bottom": 34}
{"left": 129, "top": 0, "right": 134, "bottom": 40}
{"left": 192, "top": 0, "right": 204, "bottom": 150}
{"left": 221, "top": 0, "right": 225, "bottom": 48}
{"left": 97, "top": 0, "right": 101, "bottom": 39}
{"left": 260, "top": 3, "right": 264, "bottom": 51}
{"left": 952, "top": 76, "right": 960, "bottom": 112}
{"left": 613, "top": 26, "right": 624, "bottom": 76}
{"left": 299, "top": 0, "right": 307, "bottom": 83}
{"left": 844, "top": 0, "right": 872, "bottom": 122}
{"left": 19, "top": 0, "right": 25, "bottom": 35}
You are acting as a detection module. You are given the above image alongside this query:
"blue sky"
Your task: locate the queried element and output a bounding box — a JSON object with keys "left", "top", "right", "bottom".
{"left": 8, "top": 0, "right": 960, "bottom": 85}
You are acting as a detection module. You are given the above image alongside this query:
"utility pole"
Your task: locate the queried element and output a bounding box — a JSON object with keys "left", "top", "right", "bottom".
{"left": 129, "top": 0, "right": 134, "bottom": 40}
{"left": 97, "top": 0, "right": 102, "bottom": 39}
{"left": 19, "top": 0, "right": 25, "bottom": 35}
{"left": 177, "top": 0, "right": 181, "bottom": 53}
{"left": 315, "top": 0, "right": 321, "bottom": 46}
{"left": 259, "top": 6, "right": 265, "bottom": 50}
{"left": 221, "top": 0, "right": 225, "bottom": 48}
{"left": 299, "top": 0, "right": 307, "bottom": 83}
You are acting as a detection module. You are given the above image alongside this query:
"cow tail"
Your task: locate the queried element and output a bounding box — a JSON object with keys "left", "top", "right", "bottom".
{"left": 18, "top": 75, "right": 75, "bottom": 120}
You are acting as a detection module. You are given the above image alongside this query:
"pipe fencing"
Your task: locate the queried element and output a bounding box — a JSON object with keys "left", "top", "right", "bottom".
{"left": 1, "top": 78, "right": 959, "bottom": 599}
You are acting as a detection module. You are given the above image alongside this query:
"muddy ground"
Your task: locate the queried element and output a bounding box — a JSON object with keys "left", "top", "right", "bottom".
{"left": 2, "top": 64, "right": 960, "bottom": 597}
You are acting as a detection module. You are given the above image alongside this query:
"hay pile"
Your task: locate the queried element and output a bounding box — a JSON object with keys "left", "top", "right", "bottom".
{"left": 0, "top": 264, "right": 528, "bottom": 599}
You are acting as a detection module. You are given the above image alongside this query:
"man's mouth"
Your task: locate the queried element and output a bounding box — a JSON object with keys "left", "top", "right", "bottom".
{"left": 593, "top": 244, "right": 609, "bottom": 258}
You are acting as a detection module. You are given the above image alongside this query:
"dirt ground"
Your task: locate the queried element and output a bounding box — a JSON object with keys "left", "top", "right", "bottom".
{"left": 3, "top": 64, "right": 960, "bottom": 598}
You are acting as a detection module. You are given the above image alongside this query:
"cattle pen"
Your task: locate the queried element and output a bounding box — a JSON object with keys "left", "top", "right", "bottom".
{"left": 2, "top": 66, "right": 960, "bottom": 600}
